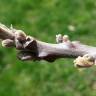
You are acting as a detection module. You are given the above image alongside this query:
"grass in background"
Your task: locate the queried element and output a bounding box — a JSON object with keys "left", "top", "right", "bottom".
{"left": 0, "top": 0, "right": 96, "bottom": 96}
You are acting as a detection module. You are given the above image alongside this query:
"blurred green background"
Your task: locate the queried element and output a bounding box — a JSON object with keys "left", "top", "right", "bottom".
{"left": 0, "top": 0, "right": 96, "bottom": 96}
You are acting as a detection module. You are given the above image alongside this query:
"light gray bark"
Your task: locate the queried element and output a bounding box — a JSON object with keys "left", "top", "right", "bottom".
{"left": 0, "top": 23, "right": 96, "bottom": 68}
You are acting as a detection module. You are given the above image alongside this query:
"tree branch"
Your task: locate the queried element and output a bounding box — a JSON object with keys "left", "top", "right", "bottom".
{"left": 0, "top": 23, "right": 96, "bottom": 68}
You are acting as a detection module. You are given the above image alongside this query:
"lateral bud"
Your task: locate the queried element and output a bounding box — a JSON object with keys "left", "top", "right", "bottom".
{"left": 2, "top": 39, "right": 14, "bottom": 47}
{"left": 56, "top": 34, "right": 63, "bottom": 43}
{"left": 74, "top": 54, "right": 95, "bottom": 68}
{"left": 15, "top": 30, "right": 26, "bottom": 42}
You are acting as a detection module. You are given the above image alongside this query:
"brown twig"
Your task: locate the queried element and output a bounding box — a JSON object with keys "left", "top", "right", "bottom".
{"left": 0, "top": 23, "right": 96, "bottom": 68}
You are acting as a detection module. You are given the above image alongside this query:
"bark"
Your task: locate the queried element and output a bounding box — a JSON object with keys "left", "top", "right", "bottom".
{"left": 0, "top": 23, "right": 96, "bottom": 68}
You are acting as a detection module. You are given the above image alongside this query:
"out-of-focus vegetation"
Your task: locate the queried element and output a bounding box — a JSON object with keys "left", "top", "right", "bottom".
{"left": 0, "top": 0, "right": 96, "bottom": 96}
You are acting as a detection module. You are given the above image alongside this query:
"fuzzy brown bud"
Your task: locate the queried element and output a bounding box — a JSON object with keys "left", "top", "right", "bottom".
{"left": 2, "top": 39, "right": 14, "bottom": 47}
{"left": 15, "top": 30, "right": 26, "bottom": 42}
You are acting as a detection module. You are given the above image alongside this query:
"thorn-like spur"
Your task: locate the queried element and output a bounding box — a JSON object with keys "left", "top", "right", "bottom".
{"left": 10, "top": 24, "right": 13, "bottom": 30}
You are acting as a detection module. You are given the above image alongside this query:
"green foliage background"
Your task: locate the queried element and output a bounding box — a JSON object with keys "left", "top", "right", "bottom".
{"left": 0, "top": 0, "right": 96, "bottom": 96}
